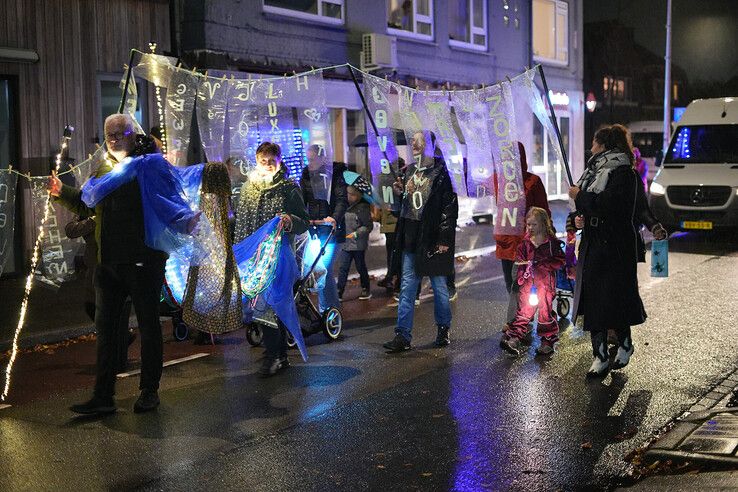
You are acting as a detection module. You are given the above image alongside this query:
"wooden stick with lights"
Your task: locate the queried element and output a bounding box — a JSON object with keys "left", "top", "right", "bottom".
{"left": 2, "top": 125, "right": 74, "bottom": 401}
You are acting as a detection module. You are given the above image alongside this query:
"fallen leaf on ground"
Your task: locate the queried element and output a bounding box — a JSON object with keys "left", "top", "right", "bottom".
{"left": 580, "top": 441, "right": 592, "bottom": 449}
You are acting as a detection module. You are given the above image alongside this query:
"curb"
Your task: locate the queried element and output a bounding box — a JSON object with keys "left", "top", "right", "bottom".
{"left": 645, "top": 368, "right": 738, "bottom": 466}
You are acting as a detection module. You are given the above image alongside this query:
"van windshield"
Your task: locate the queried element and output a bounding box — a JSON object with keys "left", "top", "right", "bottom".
{"left": 665, "top": 125, "right": 738, "bottom": 163}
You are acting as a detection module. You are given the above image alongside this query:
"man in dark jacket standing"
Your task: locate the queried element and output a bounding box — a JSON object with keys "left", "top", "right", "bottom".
{"left": 49, "top": 113, "right": 197, "bottom": 415}
{"left": 383, "top": 131, "right": 458, "bottom": 352}
{"left": 299, "top": 144, "right": 347, "bottom": 313}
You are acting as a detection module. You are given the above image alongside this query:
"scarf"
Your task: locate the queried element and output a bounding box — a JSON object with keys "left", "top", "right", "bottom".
{"left": 577, "top": 150, "right": 631, "bottom": 194}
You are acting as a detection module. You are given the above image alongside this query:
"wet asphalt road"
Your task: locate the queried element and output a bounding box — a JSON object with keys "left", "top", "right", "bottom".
{"left": 1, "top": 225, "right": 737, "bottom": 491}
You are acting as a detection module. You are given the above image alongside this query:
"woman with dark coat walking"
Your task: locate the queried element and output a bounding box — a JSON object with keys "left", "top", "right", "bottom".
{"left": 569, "top": 124, "right": 647, "bottom": 377}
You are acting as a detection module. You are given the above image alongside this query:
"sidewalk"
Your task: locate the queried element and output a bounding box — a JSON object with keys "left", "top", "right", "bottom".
{"left": 619, "top": 369, "right": 738, "bottom": 489}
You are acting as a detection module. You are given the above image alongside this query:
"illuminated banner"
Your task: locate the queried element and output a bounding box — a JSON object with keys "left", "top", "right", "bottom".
{"left": 483, "top": 82, "right": 526, "bottom": 236}
{"left": 362, "top": 74, "right": 402, "bottom": 210}
{"left": 450, "top": 89, "right": 494, "bottom": 199}
{"left": 197, "top": 76, "right": 229, "bottom": 162}
{"left": 29, "top": 177, "right": 83, "bottom": 284}
{"left": 165, "top": 69, "right": 198, "bottom": 166}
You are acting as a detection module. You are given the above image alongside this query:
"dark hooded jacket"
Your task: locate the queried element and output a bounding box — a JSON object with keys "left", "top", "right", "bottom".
{"left": 494, "top": 142, "right": 551, "bottom": 261}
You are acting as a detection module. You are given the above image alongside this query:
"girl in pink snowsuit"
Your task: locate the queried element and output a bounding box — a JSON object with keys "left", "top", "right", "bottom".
{"left": 501, "top": 207, "right": 565, "bottom": 356}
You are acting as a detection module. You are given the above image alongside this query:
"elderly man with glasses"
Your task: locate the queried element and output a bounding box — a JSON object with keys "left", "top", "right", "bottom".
{"left": 48, "top": 113, "right": 180, "bottom": 415}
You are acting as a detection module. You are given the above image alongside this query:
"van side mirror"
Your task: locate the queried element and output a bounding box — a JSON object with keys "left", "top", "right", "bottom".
{"left": 656, "top": 149, "right": 664, "bottom": 167}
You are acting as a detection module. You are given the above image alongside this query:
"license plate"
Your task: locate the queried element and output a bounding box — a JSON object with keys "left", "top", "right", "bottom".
{"left": 681, "top": 220, "right": 713, "bottom": 230}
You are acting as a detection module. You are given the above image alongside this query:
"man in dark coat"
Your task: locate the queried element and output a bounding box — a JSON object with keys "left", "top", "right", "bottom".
{"left": 383, "top": 131, "right": 458, "bottom": 352}
{"left": 299, "top": 145, "right": 348, "bottom": 313}
{"left": 49, "top": 113, "right": 196, "bottom": 415}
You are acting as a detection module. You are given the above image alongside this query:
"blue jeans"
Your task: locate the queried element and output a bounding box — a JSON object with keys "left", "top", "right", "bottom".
{"left": 318, "top": 241, "right": 340, "bottom": 313}
{"left": 396, "top": 251, "right": 452, "bottom": 342}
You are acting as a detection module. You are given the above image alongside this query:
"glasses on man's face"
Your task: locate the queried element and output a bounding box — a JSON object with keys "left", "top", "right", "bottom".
{"left": 105, "top": 130, "right": 133, "bottom": 142}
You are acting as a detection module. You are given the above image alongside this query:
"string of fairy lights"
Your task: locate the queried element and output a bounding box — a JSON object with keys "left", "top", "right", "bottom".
{"left": 2, "top": 127, "right": 73, "bottom": 401}
{"left": 148, "top": 42, "right": 167, "bottom": 155}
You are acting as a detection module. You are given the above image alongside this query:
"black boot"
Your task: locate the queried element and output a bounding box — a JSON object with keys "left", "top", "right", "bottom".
{"left": 587, "top": 331, "right": 609, "bottom": 377}
{"left": 434, "top": 325, "right": 450, "bottom": 347}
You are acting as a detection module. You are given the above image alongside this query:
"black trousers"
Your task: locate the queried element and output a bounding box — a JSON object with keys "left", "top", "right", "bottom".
{"left": 93, "top": 261, "right": 165, "bottom": 399}
{"left": 501, "top": 259, "right": 514, "bottom": 293}
{"left": 262, "top": 320, "right": 288, "bottom": 359}
{"left": 337, "top": 249, "right": 370, "bottom": 293}
{"left": 385, "top": 232, "right": 398, "bottom": 279}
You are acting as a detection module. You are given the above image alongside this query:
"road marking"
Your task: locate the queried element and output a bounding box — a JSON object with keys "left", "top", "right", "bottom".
{"left": 467, "top": 274, "right": 505, "bottom": 286}
{"left": 117, "top": 353, "right": 210, "bottom": 378}
{"left": 0, "top": 404, "right": 11, "bottom": 411}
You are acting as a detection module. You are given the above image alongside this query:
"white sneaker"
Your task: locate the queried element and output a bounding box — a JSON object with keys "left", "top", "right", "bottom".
{"left": 612, "top": 344, "right": 634, "bottom": 370}
{"left": 587, "top": 357, "right": 610, "bottom": 377}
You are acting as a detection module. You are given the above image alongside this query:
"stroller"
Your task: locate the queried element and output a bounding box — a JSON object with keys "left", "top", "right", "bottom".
{"left": 554, "top": 232, "right": 577, "bottom": 320}
{"left": 245, "top": 226, "right": 343, "bottom": 348}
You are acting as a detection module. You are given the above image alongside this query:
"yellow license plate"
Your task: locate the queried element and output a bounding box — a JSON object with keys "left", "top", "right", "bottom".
{"left": 681, "top": 221, "right": 713, "bottom": 230}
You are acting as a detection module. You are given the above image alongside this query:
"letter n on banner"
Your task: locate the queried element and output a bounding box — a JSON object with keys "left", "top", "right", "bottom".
{"left": 484, "top": 82, "right": 525, "bottom": 236}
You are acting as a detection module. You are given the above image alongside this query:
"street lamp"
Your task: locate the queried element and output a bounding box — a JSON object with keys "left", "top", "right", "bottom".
{"left": 586, "top": 92, "right": 597, "bottom": 113}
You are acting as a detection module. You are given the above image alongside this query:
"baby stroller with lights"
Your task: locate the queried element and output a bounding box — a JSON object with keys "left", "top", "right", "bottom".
{"left": 554, "top": 232, "right": 577, "bottom": 320}
{"left": 245, "top": 226, "right": 343, "bottom": 348}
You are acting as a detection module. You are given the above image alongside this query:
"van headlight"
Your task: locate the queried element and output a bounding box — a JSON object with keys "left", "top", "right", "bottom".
{"left": 650, "top": 182, "right": 666, "bottom": 196}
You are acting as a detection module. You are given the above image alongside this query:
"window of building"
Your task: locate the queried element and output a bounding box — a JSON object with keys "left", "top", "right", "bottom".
{"left": 532, "top": 0, "right": 568, "bottom": 66}
{"left": 448, "top": 0, "right": 487, "bottom": 50}
{"left": 603, "top": 76, "right": 629, "bottom": 101}
{"left": 97, "top": 74, "right": 147, "bottom": 142}
{"left": 263, "top": 0, "right": 344, "bottom": 25}
{"left": 387, "top": 0, "right": 434, "bottom": 40}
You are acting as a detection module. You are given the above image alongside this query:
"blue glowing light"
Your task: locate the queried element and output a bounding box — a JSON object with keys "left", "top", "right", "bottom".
{"left": 672, "top": 127, "right": 691, "bottom": 160}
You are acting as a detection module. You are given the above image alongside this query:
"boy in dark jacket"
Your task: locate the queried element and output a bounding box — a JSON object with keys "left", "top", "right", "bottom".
{"left": 235, "top": 142, "right": 309, "bottom": 376}
{"left": 336, "top": 185, "right": 372, "bottom": 301}
{"left": 383, "top": 131, "right": 458, "bottom": 352}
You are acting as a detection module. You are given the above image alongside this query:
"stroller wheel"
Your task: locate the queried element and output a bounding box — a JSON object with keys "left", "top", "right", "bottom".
{"left": 286, "top": 330, "right": 297, "bottom": 349}
{"left": 557, "top": 297, "right": 571, "bottom": 319}
{"left": 322, "top": 307, "right": 343, "bottom": 341}
{"left": 173, "top": 319, "right": 189, "bottom": 341}
{"left": 245, "top": 324, "right": 263, "bottom": 347}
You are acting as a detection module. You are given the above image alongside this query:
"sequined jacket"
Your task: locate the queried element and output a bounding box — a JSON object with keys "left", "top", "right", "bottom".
{"left": 234, "top": 166, "right": 309, "bottom": 243}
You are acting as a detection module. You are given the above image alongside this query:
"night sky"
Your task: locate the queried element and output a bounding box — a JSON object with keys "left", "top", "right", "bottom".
{"left": 584, "top": 0, "right": 738, "bottom": 83}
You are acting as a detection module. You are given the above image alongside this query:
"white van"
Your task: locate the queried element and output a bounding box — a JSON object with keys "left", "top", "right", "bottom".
{"left": 648, "top": 97, "right": 738, "bottom": 231}
{"left": 628, "top": 120, "right": 665, "bottom": 183}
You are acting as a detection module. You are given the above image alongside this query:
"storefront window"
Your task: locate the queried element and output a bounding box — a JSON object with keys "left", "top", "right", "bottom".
{"left": 346, "top": 109, "right": 367, "bottom": 175}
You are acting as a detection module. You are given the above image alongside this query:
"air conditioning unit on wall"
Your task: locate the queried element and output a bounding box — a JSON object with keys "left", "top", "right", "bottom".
{"left": 361, "top": 33, "right": 397, "bottom": 72}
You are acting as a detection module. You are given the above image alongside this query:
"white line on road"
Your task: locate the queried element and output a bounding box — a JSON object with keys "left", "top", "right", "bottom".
{"left": 117, "top": 353, "right": 210, "bottom": 378}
